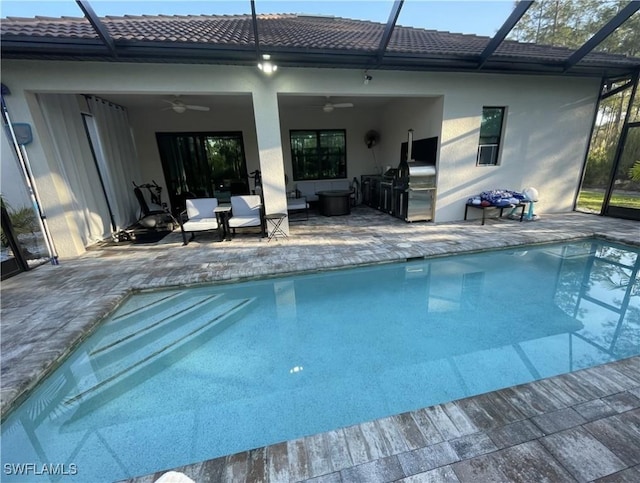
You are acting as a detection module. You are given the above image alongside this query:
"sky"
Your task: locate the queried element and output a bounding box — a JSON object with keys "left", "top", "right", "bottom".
{"left": 0, "top": 0, "right": 516, "bottom": 37}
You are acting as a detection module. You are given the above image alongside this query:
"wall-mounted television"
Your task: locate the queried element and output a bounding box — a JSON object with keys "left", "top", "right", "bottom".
{"left": 400, "top": 136, "right": 438, "bottom": 165}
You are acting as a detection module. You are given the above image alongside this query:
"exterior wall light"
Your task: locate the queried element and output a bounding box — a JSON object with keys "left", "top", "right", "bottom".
{"left": 364, "top": 73, "right": 372, "bottom": 84}
{"left": 258, "top": 54, "right": 278, "bottom": 74}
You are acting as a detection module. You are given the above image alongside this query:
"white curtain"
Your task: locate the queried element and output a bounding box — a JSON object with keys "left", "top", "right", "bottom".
{"left": 86, "top": 96, "right": 141, "bottom": 230}
{"left": 36, "top": 93, "right": 112, "bottom": 245}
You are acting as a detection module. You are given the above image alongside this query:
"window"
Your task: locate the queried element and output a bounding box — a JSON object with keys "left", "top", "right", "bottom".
{"left": 477, "top": 107, "right": 505, "bottom": 166}
{"left": 290, "top": 130, "right": 346, "bottom": 180}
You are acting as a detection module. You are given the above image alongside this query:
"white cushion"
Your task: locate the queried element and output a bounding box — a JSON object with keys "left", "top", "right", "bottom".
{"left": 295, "top": 180, "right": 351, "bottom": 202}
{"left": 229, "top": 195, "right": 262, "bottom": 229}
{"left": 315, "top": 181, "right": 332, "bottom": 192}
{"left": 186, "top": 198, "right": 218, "bottom": 219}
{"left": 182, "top": 218, "right": 219, "bottom": 232}
{"left": 228, "top": 216, "right": 261, "bottom": 228}
{"left": 287, "top": 199, "right": 309, "bottom": 211}
{"left": 230, "top": 195, "right": 262, "bottom": 216}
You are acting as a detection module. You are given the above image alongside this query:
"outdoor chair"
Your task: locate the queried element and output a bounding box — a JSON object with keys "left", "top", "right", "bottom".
{"left": 180, "top": 198, "right": 222, "bottom": 245}
{"left": 287, "top": 196, "right": 309, "bottom": 221}
{"left": 228, "top": 195, "right": 265, "bottom": 237}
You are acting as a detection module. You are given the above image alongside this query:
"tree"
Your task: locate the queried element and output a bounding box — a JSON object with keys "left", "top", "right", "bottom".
{"left": 511, "top": 1, "right": 640, "bottom": 207}
{"left": 509, "top": 0, "right": 639, "bottom": 57}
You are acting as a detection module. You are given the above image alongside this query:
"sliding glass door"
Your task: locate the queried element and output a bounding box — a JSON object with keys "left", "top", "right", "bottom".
{"left": 156, "top": 132, "right": 249, "bottom": 214}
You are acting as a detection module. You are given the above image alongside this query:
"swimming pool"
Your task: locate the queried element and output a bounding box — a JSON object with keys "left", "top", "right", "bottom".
{"left": 1, "top": 238, "right": 638, "bottom": 481}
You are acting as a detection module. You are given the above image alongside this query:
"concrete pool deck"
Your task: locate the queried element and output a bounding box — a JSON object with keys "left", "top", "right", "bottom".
{"left": 1, "top": 207, "right": 639, "bottom": 482}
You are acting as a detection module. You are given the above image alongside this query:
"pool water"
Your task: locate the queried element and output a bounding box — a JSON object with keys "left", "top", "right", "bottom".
{"left": 2, "top": 239, "right": 639, "bottom": 481}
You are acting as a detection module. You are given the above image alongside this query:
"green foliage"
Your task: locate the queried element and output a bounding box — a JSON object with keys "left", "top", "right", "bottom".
{"left": 576, "top": 189, "right": 604, "bottom": 212}
{"left": 8, "top": 205, "right": 38, "bottom": 237}
{"left": 509, "top": 1, "right": 639, "bottom": 58}
{"left": 0, "top": 195, "right": 40, "bottom": 251}
{"left": 517, "top": 2, "right": 640, "bottom": 191}
{"left": 578, "top": 189, "right": 640, "bottom": 211}
{"left": 582, "top": 146, "right": 614, "bottom": 188}
{"left": 480, "top": 108, "right": 504, "bottom": 142}
{"left": 630, "top": 161, "right": 640, "bottom": 181}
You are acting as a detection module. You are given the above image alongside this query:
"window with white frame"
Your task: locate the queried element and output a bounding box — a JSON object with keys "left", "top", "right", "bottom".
{"left": 477, "top": 107, "right": 505, "bottom": 166}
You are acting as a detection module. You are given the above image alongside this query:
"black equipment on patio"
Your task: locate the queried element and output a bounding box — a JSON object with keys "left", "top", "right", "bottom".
{"left": 113, "top": 181, "right": 178, "bottom": 243}
{"left": 362, "top": 130, "right": 437, "bottom": 222}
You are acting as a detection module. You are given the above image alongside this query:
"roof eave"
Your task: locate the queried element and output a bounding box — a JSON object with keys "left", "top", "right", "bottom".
{"left": 2, "top": 38, "right": 638, "bottom": 78}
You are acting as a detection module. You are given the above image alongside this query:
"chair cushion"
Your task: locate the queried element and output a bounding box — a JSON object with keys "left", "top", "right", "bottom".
{"left": 287, "top": 199, "right": 309, "bottom": 211}
{"left": 230, "top": 195, "right": 262, "bottom": 216}
{"left": 186, "top": 198, "right": 218, "bottom": 219}
{"left": 228, "top": 216, "right": 261, "bottom": 228}
{"left": 182, "top": 218, "right": 219, "bottom": 232}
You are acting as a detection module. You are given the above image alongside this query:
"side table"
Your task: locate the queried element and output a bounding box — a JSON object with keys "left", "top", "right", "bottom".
{"left": 265, "top": 213, "right": 288, "bottom": 241}
{"left": 214, "top": 205, "right": 232, "bottom": 241}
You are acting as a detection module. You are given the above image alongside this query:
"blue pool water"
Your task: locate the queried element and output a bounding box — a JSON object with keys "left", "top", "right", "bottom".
{"left": 2, "top": 239, "right": 639, "bottom": 481}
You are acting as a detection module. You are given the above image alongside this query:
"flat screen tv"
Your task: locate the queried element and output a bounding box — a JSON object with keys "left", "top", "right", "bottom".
{"left": 400, "top": 136, "right": 438, "bottom": 164}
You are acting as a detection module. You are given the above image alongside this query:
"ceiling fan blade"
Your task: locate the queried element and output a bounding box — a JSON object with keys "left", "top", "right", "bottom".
{"left": 185, "top": 105, "right": 210, "bottom": 111}
{"left": 332, "top": 103, "right": 354, "bottom": 108}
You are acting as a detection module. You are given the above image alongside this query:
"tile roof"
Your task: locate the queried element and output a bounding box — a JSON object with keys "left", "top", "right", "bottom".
{"left": 1, "top": 13, "right": 638, "bottom": 73}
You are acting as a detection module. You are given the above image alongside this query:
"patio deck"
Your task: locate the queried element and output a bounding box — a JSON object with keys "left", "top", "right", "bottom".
{"left": 1, "top": 207, "right": 639, "bottom": 482}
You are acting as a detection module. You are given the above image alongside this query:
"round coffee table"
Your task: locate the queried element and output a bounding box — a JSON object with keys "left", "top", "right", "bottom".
{"left": 316, "top": 190, "right": 352, "bottom": 216}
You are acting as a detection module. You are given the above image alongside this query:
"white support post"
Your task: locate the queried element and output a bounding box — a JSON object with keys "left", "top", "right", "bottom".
{"left": 251, "top": 88, "right": 289, "bottom": 236}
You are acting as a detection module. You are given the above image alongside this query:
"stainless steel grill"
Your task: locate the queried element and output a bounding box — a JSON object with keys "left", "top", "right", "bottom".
{"left": 394, "top": 129, "right": 436, "bottom": 221}
{"left": 404, "top": 161, "right": 436, "bottom": 221}
{"left": 361, "top": 129, "right": 437, "bottom": 221}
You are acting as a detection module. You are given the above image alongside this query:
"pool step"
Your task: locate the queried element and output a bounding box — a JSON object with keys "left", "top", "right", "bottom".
{"left": 66, "top": 297, "right": 256, "bottom": 406}
{"left": 89, "top": 293, "right": 223, "bottom": 356}
{"left": 111, "top": 291, "right": 186, "bottom": 320}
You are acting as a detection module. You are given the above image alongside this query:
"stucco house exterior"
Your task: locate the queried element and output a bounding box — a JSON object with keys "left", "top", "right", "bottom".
{"left": 1, "top": 5, "right": 639, "bottom": 259}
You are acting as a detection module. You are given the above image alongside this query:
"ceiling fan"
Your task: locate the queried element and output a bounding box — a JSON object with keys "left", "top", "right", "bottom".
{"left": 320, "top": 97, "right": 354, "bottom": 113}
{"left": 162, "top": 97, "right": 210, "bottom": 114}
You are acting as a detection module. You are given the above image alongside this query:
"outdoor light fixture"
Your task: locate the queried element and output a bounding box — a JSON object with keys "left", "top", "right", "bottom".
{"left": 258, "top": 54, "right": 278, "bottom": 74}
{"left": 364, "top": 74, "right": 373, "bottom": 85}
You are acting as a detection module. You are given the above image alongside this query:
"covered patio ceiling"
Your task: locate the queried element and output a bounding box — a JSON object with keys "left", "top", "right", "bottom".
{"left": 1, "top": 1, "right": 639, "bottom": 78}
{"left": 98, "top": 93, "right": 400, "bottom": 112}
